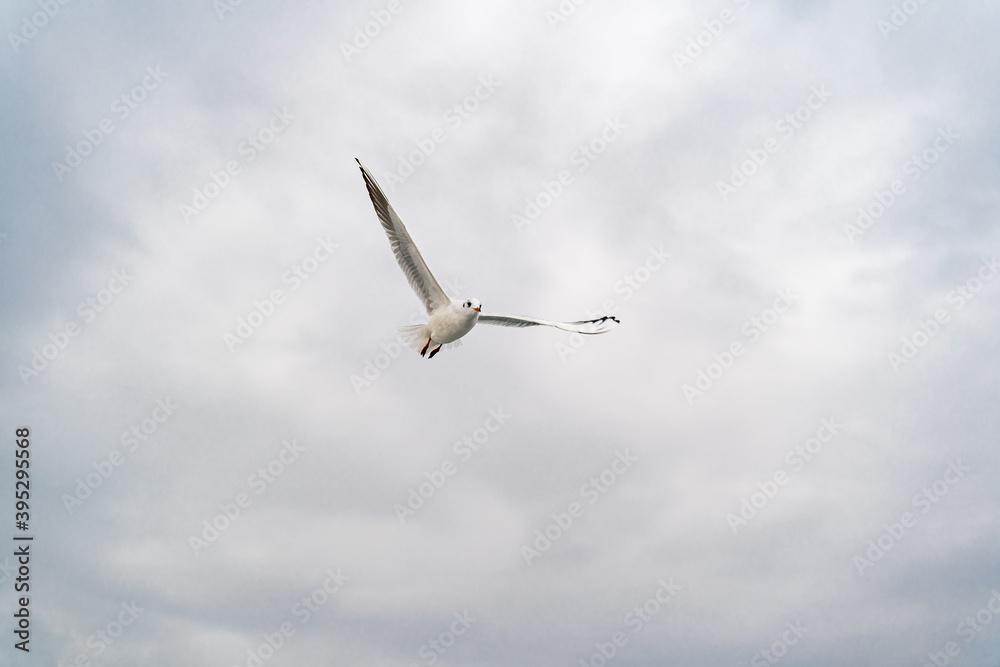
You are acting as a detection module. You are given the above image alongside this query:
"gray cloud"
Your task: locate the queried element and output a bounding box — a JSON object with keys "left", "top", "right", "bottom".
{"left": 2, "top": 0, "right": 999, "bottom": 665}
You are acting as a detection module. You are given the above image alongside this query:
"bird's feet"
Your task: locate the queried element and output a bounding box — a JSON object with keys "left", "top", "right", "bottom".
{"left": 420, "top": 338, "right": 431, "bottom": 357}
{"left": 428, "top": 344, "right": 443, "bottom": 359}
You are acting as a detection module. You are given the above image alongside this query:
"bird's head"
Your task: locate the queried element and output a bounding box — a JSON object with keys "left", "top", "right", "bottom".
{"left": 462, "top": 298, "right": 482, "bottom": 313}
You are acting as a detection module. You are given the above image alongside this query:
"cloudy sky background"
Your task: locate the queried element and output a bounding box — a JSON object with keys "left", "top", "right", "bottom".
{"left": 2, "top": 0, "right": 999, "bottom": 665}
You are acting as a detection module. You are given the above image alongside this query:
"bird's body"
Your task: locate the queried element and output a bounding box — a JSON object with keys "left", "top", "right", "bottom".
{"left": 429, "top": 299, "right": 481, "bottom": 344}
{"left": 402, "top": 298, "right": 481, "bottom": 358}
{"left": 355, "top": 158, "right": 619, "bottom": 358}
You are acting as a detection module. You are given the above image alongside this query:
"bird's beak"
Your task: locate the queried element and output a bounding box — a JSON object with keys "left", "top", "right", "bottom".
{"left": 474, "top": 306, "right": 481, "bottom": 312}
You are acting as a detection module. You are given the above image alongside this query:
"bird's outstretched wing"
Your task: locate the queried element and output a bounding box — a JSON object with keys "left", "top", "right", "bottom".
{"left": 356, "top": 159, "right": 450, "bottom": 314}
{"left": 478, "top": 313, "right": 620, "bottom": 334}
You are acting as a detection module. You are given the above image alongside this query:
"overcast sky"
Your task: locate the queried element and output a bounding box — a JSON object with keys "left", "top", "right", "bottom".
{"left": 2, "top": 1, "right": 999, "bottom": 665}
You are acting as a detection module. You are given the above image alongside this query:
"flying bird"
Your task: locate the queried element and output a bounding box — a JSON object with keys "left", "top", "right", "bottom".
{"left": 356, "top": 158, "right": 619, "bottom": 358}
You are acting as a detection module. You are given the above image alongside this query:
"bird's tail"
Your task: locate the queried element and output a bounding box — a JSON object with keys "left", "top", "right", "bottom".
{"left": 397, "top": 323, "right": 464, "bottom": 355}
{"left": 397, "top": 324, "right": 431, "bottom": 353}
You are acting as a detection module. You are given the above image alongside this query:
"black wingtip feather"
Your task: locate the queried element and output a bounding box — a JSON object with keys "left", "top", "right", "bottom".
{"left": 577, "top": 315, "right": 620, "bottom": 325}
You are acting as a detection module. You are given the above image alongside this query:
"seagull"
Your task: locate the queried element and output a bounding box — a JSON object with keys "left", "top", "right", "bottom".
{"left": 356, "top": 159, "right": 619, "bottom": 358}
